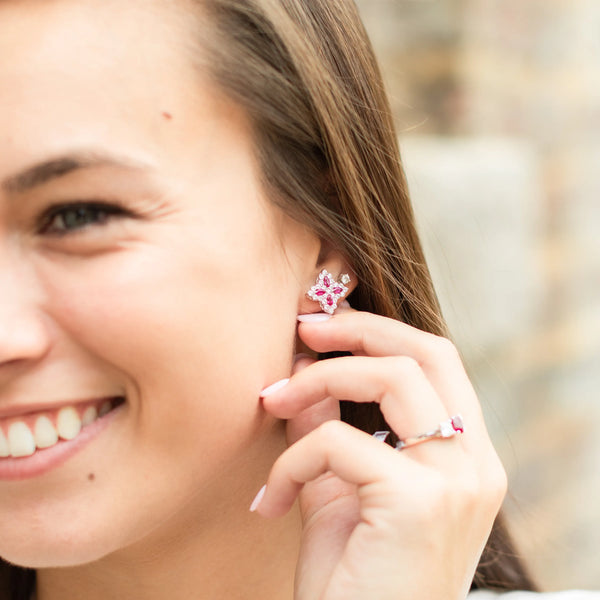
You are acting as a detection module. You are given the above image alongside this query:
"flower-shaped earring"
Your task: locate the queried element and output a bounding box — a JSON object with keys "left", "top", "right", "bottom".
{"left": 307, "top": 269, "right": 350, "bottom": 314}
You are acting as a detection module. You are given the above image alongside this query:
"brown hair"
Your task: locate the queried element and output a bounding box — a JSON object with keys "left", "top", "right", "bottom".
{"left": 196, "top": 0, "right": 536, "bottom": 592}
{"left": 0, "top": 0, "right": 535, "bottom": 595}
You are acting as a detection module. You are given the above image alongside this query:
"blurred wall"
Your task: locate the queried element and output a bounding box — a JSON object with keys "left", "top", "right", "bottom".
{"left": 355, "top": 0, "right": 600, "bottom": 590}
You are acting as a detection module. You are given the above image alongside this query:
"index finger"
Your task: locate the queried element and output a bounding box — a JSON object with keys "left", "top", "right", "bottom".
{"left": 297, "top": 311, "right": 479, "bottom": 421}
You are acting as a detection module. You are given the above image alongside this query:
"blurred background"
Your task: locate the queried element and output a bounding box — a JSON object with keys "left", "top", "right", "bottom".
{"left": 354, "top": 0, "right": 600, "bottom": 591}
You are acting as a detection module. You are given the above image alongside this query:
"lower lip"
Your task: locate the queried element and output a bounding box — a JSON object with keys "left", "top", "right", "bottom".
{"left": 0, "top": 404, "right": 124, "bottom": 481}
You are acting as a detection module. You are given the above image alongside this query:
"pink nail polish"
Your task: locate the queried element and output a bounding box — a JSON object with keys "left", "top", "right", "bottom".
{"left": 297, "top": 313, "right": 332, "bottom": 323}
{"left": 260, "top": 378, "right": 290, "bottom": 397}
{"left": 250, "top": 484, "right": 267, "bottom": 512}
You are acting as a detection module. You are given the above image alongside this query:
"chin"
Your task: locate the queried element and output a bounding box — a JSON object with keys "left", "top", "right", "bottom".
{"left": 1, "top": 542, "right": 112, "bottom": 570}
{"left": 0, "top": 521, "right": 124, "bottom": 569}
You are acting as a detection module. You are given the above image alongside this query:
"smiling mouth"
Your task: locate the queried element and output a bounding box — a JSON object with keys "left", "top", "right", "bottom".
{"left": 0, "top": 397, "right": 125, "bottom": 459}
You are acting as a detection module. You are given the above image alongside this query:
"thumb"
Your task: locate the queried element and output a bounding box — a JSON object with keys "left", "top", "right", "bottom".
{"left": 285, "top": 355, "right": 341, "bottom": 446}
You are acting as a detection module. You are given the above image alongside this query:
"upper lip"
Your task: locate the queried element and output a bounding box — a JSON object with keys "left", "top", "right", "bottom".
{"left": 0, "top": 396, "right": 119, "bottom": 420}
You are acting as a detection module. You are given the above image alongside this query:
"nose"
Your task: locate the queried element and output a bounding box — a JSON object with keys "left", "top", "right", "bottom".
{"left": 0, "top": 262, "right": 50, "bottom": 367}
{"left": 0, "top": 311, "right": 49, "bottom": 366}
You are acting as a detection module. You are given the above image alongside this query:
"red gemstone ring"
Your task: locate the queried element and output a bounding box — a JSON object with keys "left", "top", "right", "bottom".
{"left": 373, "top": 415, "right": 465, "bottom": 451}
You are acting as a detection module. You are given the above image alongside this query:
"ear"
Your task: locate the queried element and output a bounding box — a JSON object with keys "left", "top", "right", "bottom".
{"left": 297, "top": 245, "right": 357, "bottom": 315}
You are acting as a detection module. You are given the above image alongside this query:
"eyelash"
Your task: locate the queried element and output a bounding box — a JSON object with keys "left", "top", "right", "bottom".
{"left": 38, "top": 201, "right": 131, "bottom": 235}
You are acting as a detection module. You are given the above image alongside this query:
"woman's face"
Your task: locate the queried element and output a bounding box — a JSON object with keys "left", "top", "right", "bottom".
{"left": 0, "top": 0, "right": 319, "bottom": 566}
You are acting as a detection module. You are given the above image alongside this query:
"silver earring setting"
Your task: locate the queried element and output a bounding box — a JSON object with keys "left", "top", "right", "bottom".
{"left": 307, "top": 269, "right": 350, "bottom": 314}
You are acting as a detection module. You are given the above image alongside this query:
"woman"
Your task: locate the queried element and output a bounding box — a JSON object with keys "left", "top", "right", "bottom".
{"left": 0, "top": 0, "right": 536, "bottom": 598}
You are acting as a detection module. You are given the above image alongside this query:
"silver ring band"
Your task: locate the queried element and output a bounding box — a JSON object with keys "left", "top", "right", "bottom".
{"left": 373, "top": 414, "right": 465, "bottom": 451}
{"left": 396, "top": 414, "right": 464, "bottom": 450}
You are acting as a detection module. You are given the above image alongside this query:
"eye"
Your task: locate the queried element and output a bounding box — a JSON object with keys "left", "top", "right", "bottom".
{"left": 39, "top": 202, "right": 128, "bottom": 235}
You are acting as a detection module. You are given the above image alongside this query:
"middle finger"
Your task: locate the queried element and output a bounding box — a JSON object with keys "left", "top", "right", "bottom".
{"left": 261, "top": 355, "right": 451, "bottom": 448}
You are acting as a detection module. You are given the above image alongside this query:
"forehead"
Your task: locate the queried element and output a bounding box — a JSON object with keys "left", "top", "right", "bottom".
{"left": 0, "top": 0, "right": 205, "bottom": 169}
{"left": 0, "top": 0, "right": 195, "bottom": 96}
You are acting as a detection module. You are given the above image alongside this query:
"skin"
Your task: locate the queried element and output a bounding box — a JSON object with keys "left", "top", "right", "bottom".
{"left": 0, "top": 0, "right": 308, "bottom": 597}
{"left": 0, "top": 1, "right": 507, "bottom": 599}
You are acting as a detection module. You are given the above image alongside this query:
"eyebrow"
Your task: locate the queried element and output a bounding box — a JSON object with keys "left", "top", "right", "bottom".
{"left": 2, "top": 151, "right": 154, "bottom": 194}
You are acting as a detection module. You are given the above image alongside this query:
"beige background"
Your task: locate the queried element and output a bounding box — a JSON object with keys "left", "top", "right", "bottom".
{"left": 355, "top": 0, "right": 600, "bottom": 591}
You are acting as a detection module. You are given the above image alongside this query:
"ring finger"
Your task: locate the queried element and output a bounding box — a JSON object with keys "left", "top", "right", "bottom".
{"left": 261, "top": 355, "right": 463, "bottom": 462}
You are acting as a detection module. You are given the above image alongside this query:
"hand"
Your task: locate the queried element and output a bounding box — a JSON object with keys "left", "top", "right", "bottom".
{"left": 255, "top": 310, "right": 507, "bottom": 600}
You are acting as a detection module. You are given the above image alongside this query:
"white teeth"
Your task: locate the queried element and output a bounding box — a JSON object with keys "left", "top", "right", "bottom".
{"left": 56, "top": 407, "right": 82, "bottom": 441}
{"left": 0, "top": 402, "right": 108, "bottom": 458}
{"left": 0, "top": 429, "right": 10, "bottom": 457}
{"left": 81, "top": 406, "right": 98, "bottom": 427}
{"left": 34, "top": 416, "right": 59, "bottom": 449}
{"left": 98, "top": 401, "right": 112, "bottom": 417}
{"left": 8, "top": 422, "right": 36, "bottom": 457}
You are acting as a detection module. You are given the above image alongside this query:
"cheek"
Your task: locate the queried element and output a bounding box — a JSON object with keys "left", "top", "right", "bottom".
{"left": 36, "top": 227, "right": 299, "bottom": 446}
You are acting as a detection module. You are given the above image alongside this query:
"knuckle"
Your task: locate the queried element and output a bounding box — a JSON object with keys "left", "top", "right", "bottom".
{"left": 498, "top": 467, "right": 509, "bottom": 497}
{"left": 485, "top": 461, "right": 509, "bottom": 507}
{"left": 389, "top": 355, "right": 421, "bottom": 377}
{"left": 460, "top": 456, "right": 508, "bottom": 514}
{"left": 430, "top": 335, "right": 460, "bottom": 362}
{"left": 315, "top": 419, "right": 347, "bottom": 444}
{"left": 356, "top": 312, "right": 380, "bottom": 353}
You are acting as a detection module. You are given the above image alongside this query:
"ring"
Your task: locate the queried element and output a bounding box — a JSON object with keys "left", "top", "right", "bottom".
{"left": 373, "top": 414, "right": 465, "bottom": 450}
{"left": 396, "top": 415, "right": 464, "bottom": 450}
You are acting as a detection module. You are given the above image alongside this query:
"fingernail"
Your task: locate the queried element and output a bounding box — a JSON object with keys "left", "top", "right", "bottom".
{"left": 260, "top": 378, "right": 290, "bottom": 397}
{"left": 297, "top": 313, "right": 332, "bottom": 323}
{"left": 293, "top": 353, "right": 312, "bottom": 364}
{"left": 340, "top": 300, "right": 351, "bottom": 309}
{"left": 250, "top": 484, "right": 267, "bottom": 512}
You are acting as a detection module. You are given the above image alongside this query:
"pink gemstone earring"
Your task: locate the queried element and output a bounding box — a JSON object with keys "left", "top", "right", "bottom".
{"left": 307, "top": 269, "right": 351, "bottom": 314}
